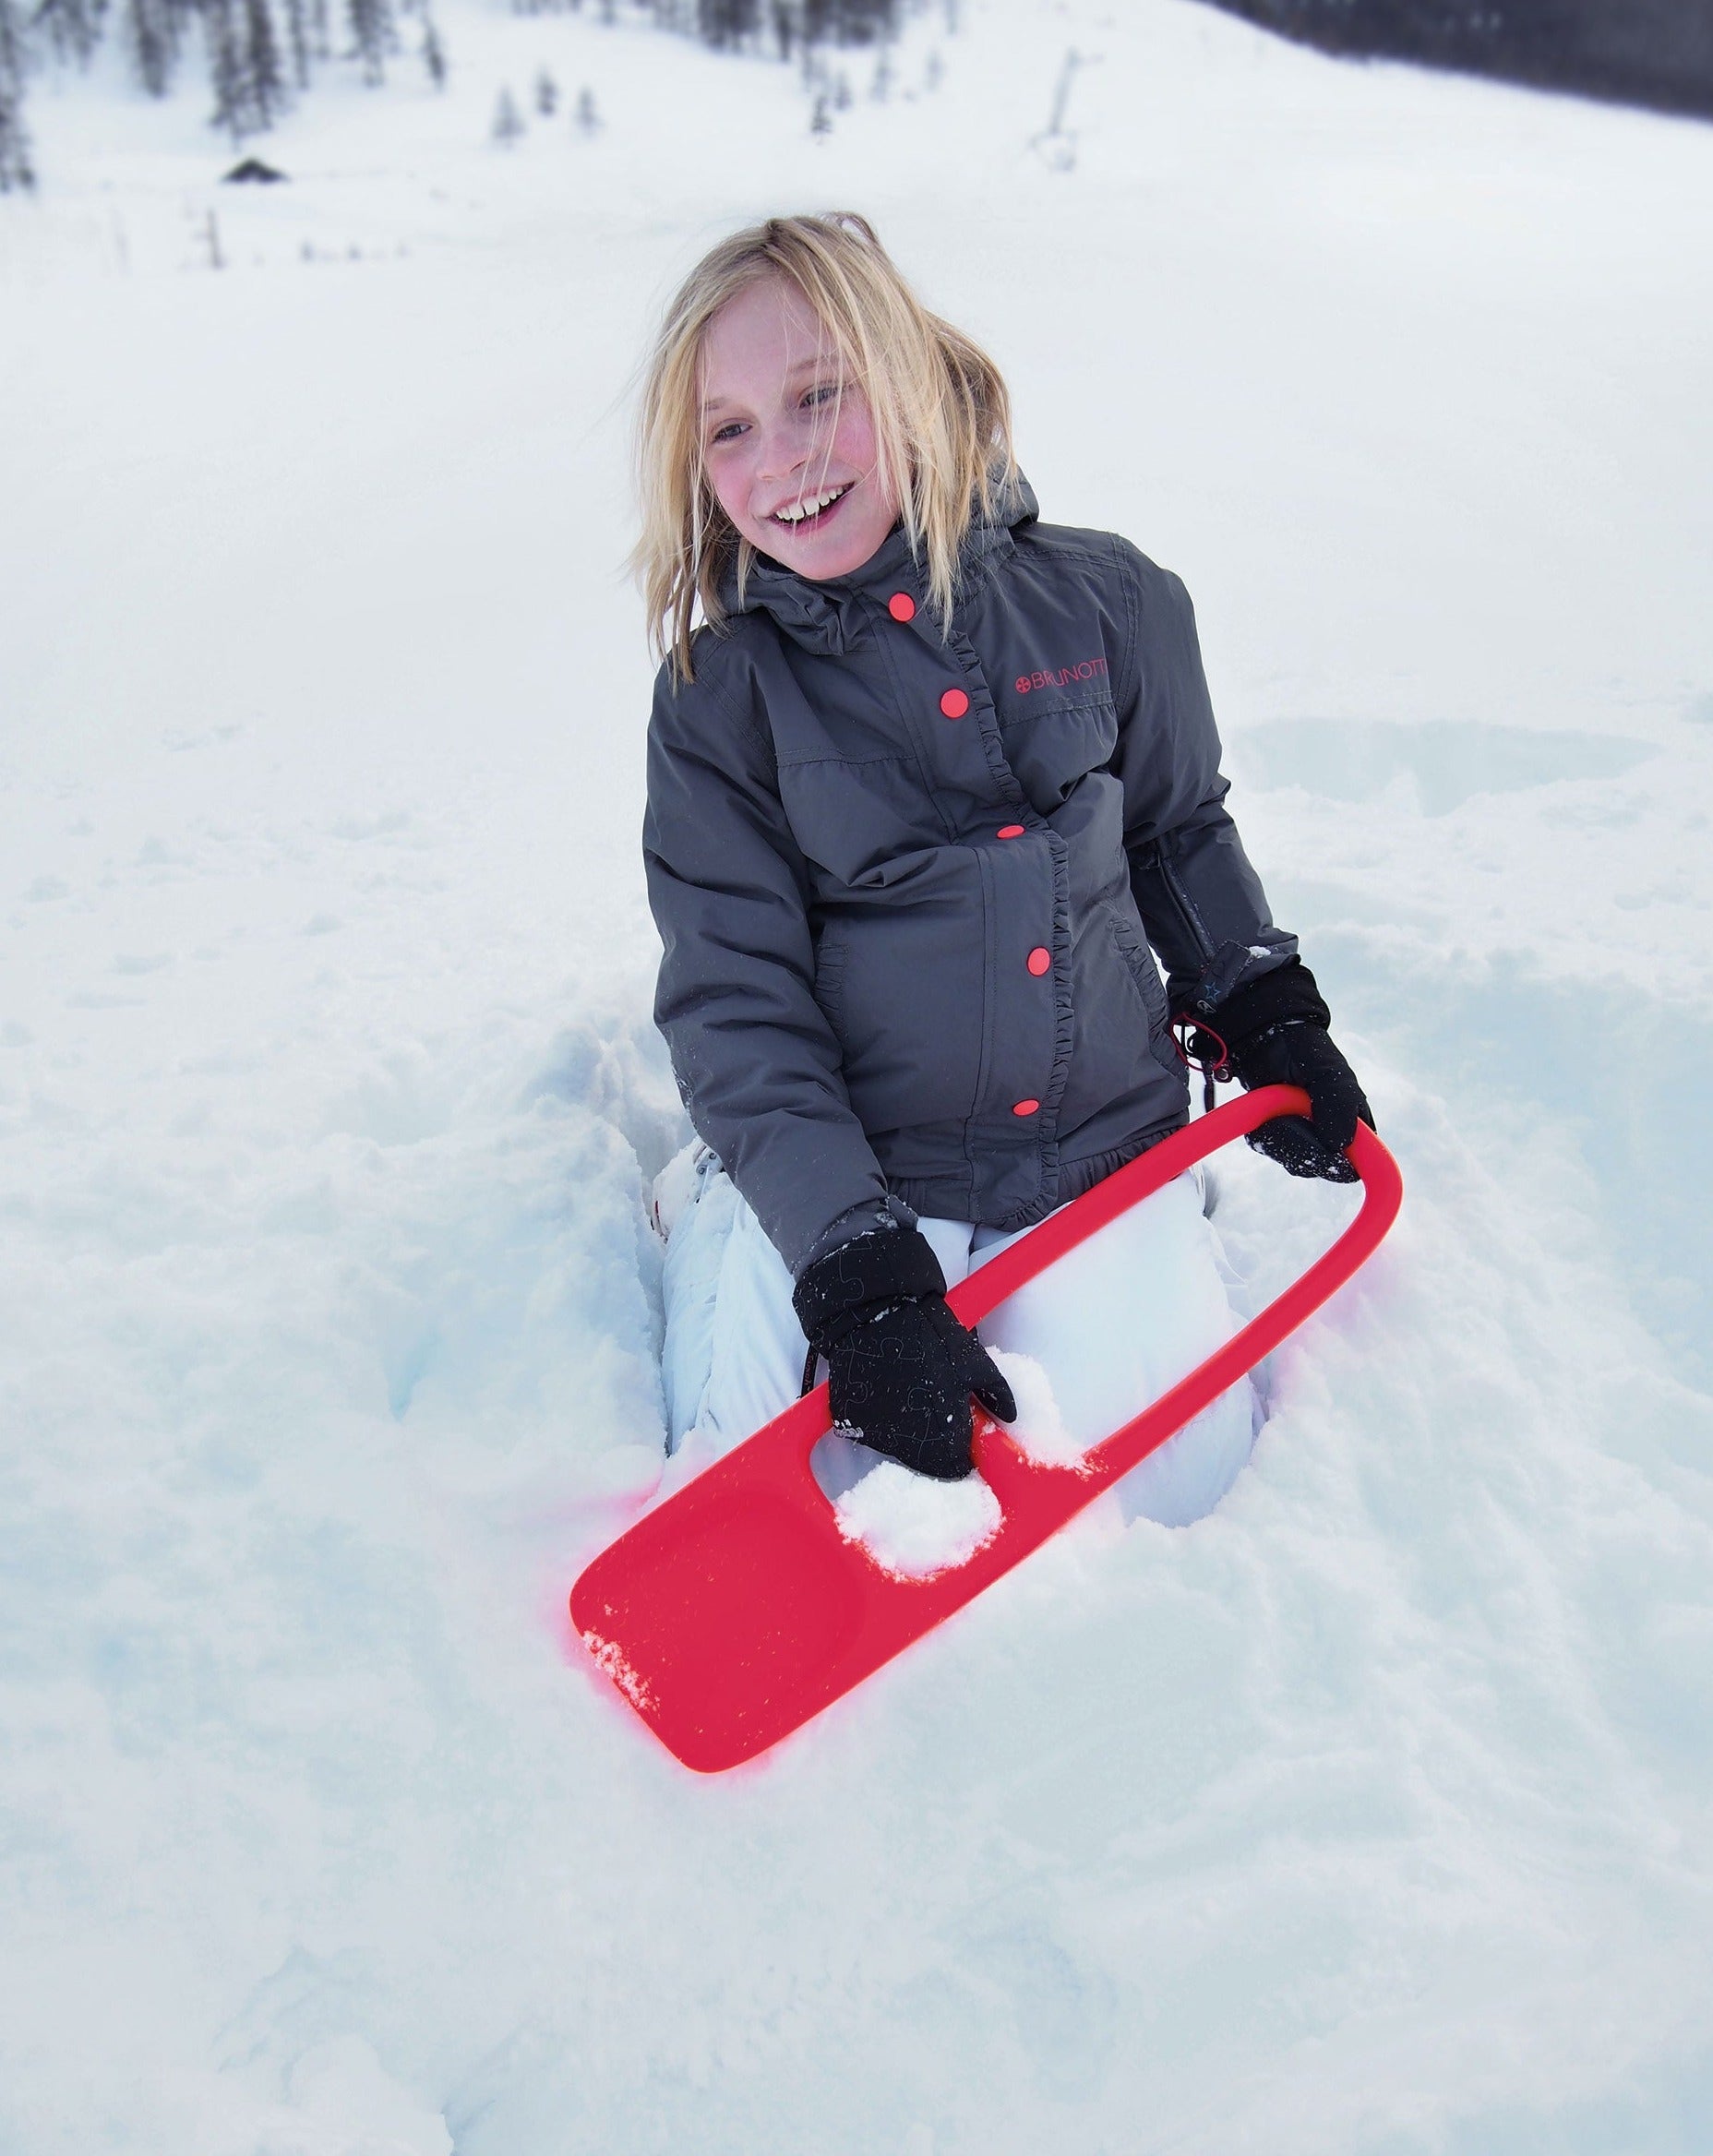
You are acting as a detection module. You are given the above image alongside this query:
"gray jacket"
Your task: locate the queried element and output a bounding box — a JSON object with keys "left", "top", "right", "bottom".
{"left": 642, "top": 482, "right": 1296, "bottom": 1276}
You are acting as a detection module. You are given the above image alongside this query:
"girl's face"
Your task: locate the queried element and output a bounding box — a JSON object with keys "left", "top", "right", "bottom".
{"left": 700, "top": 275, "right": 900, "bottom": 581}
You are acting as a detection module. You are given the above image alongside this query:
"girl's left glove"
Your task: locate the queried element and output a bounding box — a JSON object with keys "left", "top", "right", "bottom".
{"left": 792, "top": 1227, "right": 1016, "bottom": 1481}
{"left": 1186, "top": 959, "right": 1374, "bottom": 1184}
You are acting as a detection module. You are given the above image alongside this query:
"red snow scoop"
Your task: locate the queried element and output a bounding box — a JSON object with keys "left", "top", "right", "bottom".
{"left": 571, "top": 1085, "right": 1402, "bottom": 1773}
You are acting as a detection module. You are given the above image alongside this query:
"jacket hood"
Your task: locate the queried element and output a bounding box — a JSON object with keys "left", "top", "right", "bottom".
{"left": 720, "top": 474, "right": 1040, "bottom": 656}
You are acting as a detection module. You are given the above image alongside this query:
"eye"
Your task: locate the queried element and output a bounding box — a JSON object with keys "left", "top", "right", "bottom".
{"left": 709, "top": 419, "right": 747, "bottom": 446}
{"left": 804, "top": 383, "right": 841, "bottom": 409}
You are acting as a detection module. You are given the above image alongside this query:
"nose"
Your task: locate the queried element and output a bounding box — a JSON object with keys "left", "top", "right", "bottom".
{"left": 752, "top": 415, "right": 810, "bottom": 488}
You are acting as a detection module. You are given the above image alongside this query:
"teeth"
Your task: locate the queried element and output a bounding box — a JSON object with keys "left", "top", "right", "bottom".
{"left": 775, "top": 485, "right": 847, "bottom": 525}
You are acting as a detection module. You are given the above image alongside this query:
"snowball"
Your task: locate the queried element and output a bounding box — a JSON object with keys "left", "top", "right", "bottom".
{"left": 833, "top": 1459, "right": 1002, "bottom": 1579}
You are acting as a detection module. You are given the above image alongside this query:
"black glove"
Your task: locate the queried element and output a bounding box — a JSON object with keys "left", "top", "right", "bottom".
{"left": 792, "top": 1226, "right": 1016, "bottom": 1481}
{"left": 1185, "top": 960, "right": 1374, "bottom": 1184}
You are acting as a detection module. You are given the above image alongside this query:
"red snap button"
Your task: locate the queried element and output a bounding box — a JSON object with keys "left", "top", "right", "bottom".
{"left": 1012, "top": 1097, "right": 1040, "bottom": 1117}
{"left": 997, "top": 823, "right": 1025, "bottom": 840}
{"left": 1026, "top": 947, "right": 1050, "bottom": 976}
{"left": 940, "top": 688, "right": 970, "bottom": 719}
{"left": 887, "top": 592, "right": 916, "bottom": 622}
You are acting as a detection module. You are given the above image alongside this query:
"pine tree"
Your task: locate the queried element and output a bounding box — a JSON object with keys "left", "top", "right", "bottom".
{"left": 533, "top": 62, "right": 557, "bottom": 113}
{"left": 126, "top": 0, "right": 181, "bottom": 94}
{"left": 698, "top": 0, "right": 758, "bottom": 49}
{"left": 572, "top": 81, "right": 598, "bottom": 131}
{"left": 346, "top": 0, "right": 389, "bottom": 86}
{"left": 243, "top": 0, "right": 285, "bottom": 119}
{"left": 207, "top": 0, "right": 285, "bottom": 138}
{"left": 799, "top": 0, "right": 896, "bottom": 45}
{"left": 37, "top": 0, "right": 107, "bottom": 66}
{"left": 280, "top": 0, "right": 310, "bottom": 87}
{"left": 207, "top": 0, "right": 248, "bottom": 138}
{"left": 0, "top": 0, "right": 33, "bottom": 192}
{"left": 419, "top": 1, "right": 443, "bottom": 85}
{"left": 491, "top": 83, "right": 522, "bottom": 140}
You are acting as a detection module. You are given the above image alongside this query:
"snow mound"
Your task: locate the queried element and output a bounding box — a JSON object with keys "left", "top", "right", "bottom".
{"left": 833, "top": 1459, "right": 1003, "bottom": 1578}
{"left": 987, "top": 1347, "right": 1087, "bottom": 1468}
{"left": 277, "top": 2035, "right": 452, "bottom": 2156}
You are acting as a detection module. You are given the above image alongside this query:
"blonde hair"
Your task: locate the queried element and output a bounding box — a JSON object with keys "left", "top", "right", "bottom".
{"left": 633, "top": 211, "right": 1016, "bottom": 678}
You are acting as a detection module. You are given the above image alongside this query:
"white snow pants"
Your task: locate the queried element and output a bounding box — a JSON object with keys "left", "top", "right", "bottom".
{"left": 656, "top": 1151, "right": 1258, "bottom": 1527}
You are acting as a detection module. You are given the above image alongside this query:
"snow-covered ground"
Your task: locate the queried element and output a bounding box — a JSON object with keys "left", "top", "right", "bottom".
{"left": 5, "top": 2, "right": 1713, "bottom": 2148}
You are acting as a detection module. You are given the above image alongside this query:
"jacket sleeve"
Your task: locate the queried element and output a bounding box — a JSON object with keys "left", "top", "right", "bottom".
{"left": 642, "top": 656, "right": 897, "bottom": 1277}
{"left": 1109, "top": 542, "right": 1298, "bottom": 1014}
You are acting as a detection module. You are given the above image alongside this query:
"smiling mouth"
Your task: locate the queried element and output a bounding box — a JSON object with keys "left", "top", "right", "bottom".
{"left": 773, "top": 482, "right": 852, "bottom": 529}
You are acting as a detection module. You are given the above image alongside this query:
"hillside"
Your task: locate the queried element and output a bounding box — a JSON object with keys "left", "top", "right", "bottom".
{"left": 4, "top": 3, "right": 1713, "bottom": 2149}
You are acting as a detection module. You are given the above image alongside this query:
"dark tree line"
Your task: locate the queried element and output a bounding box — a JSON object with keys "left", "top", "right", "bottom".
{"left": 1195, "top": 0, "right": 1713, "bottom": 122}
{"left": 0, "top": 0, "right": 911, "bottom": 188}
{"left": 192, "top": 0, "right": 389, "bottom": 136}
{"left": 526, "top": 0, "right": 904, "bottom": 54}
{"left": 1, "top": 0, "right": 32, "bottom": 187}
{"left": 690, "top": 0, "right": 901, "bottom": 54}
{"left": 0, "top": 0, "right": 447, "bottom": 172}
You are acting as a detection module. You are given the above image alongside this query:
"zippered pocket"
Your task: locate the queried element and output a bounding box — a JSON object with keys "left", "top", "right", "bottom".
{"left": 1108, "top": 907, "right": 1181, "bottom": 1078}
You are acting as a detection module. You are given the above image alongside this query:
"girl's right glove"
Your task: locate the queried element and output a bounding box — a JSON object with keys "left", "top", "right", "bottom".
{"left": 792, "top": 1226, "right": 1016, "bottom": 1481}
{"left": 1185, "top": 959, "right": 1374, "bottom": 1184}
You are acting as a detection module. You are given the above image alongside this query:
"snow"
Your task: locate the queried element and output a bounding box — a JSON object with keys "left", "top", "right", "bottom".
{"left": 4, "top": 1, "right": 1713, "bottom": 2150}
{"left": 833, "top": 1458, "right": 1005, "bottom": 1577}
{"left": 988, "top": 1347, "right": 1085, "bottom": 1469}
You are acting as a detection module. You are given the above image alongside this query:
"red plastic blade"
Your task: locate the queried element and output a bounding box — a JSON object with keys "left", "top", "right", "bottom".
{"left": 570, "top": 1086, "right": 1403, "bottom": 1773}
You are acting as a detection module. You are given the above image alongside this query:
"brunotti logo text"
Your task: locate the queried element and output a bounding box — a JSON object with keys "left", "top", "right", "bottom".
{"left": 1014, "top": 656, "right": 1108, "bottom": 694}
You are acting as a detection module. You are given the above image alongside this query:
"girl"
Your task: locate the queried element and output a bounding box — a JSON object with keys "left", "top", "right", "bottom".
{"left": 636, "top": 213, "right": 1372, "bottom": 1520}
